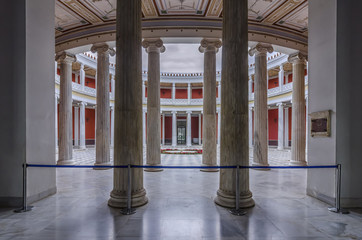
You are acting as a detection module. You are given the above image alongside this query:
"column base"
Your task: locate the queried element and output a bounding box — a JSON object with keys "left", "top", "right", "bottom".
{"left": 200, "top": 164, "right": 219, "bottom": 172}
{"left": 93, "top": 162, "right": 112, "bottom": 170}
{"left": 108, "top": 188, "right": 148, "bottom": 208}
{"left": 144, "top": 164, "right": 163, "bottom": 172}
{"left": 214, "top": 189, "right": 255, "bottom": 208}
{"left": 277, "top": 146, "right": 284, "bottom": 150}
{"left": 79, "top": 145, "right": 86, "bottom": 150}
{"left": 251, "top": 162, "right": 270, "bottom": 171}
{"left": 57, "top": 159, "right": 75, "bottom": 165}
{"left": 289, "top": 160, "right": 307, "bottom": 166}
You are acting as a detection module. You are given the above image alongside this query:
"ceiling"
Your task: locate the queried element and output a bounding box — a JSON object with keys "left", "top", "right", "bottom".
{"left": 55, "top": 0, "right": 308, "bottom": 53}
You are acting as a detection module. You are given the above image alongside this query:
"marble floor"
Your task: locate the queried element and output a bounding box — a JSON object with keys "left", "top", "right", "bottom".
{"left": 1, "top": 149, "right": 362, "bottom": 239}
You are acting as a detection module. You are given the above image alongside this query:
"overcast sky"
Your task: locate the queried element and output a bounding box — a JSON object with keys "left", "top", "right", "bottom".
{"left": 142, "top": 44, "right": 223, "bottom": 73}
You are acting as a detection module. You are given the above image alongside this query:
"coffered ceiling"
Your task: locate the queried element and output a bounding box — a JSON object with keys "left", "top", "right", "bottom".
{"left": 55, "top": 0, "right": 308, "bottom": 53}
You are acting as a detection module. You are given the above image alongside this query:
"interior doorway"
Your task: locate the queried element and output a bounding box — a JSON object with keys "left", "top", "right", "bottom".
{"left": 177, "top": 120, "right": 186, "bottom": 145}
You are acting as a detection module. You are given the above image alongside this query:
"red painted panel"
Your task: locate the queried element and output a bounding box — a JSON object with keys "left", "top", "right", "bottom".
{"left": 191, "top": 116, "right": 199, "bottom": 139}
{"left": 201, "top": 115, "right": 203, "bottom": 139}
{"left": 176, "top": 89, "right": 187, "bottom": 99}
{"left": 288, "top": 74, "right": 293, "bottom": 83}
{"left": 57, "top": 68, "right": 60, "bottom": 75}
{"left": 161, "top": 88, "right": 171, "bottom": 98}
{"left": 165, "top": 116, "right": 172, "bottom": 139}
{"left": 216, "top": 87, "right": 219, "bottom": 98}
{"left": 268, "top": 109, "right": 278, "bottom": 141}
{"left": 192, "top": 89, "right": 203, "bottom": 99}
{"left": 178, "top": 116, "right": 186, "bottom": 120}
{"left": 85, "top": 108, "right": 95, "bottom": 140}
{"left": 252, "top": 82, "right": 254, "bottom": 93}
{"left": 85, "top": 77, "right": 96, "bottom": 88}
{"left": 72, "top": 73, "right": 76, "bottom": 82}
{"left": 145, "top": 87, "right": 147, "bottom": 97}
{"left": 268, "top": 77, "right": 279, "bottom": 89}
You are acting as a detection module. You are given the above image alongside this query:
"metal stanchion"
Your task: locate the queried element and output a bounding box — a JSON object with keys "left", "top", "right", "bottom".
{"left": 14, "top": 164, "right": 33, "bottom": 213}
{"left": 328, "top": 164, "right": 349, "bottom": 214}
{"left": 229, "top": 165, "right": 246, "bottom": 216}
{"left": 120, "top": 164, "right": 136, "bottom": 215}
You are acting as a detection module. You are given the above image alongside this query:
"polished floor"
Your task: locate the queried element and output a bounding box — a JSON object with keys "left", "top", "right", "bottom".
{"left": 1, "top": 149, "right": 362, "bottom": 239}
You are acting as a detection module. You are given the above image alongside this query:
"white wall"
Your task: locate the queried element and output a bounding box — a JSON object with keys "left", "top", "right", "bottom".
{"left": 0, "top": 0, "right": 56, "bottom": 207}
{"left": 308, "top": 0, "right": 362, "bottom": 207}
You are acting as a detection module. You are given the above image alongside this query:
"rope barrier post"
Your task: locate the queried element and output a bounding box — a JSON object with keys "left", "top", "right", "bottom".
{"left": 229, "top": 165, "right": 246, "bottom": 216}
{"left": 14, "top": 164, "right": 33, "bottom": 213}
{"left": 328, "top": 164, "right": 349, "bottom": 214}
{"left": 120, "top": 164, "right": 136, "bottom": 215}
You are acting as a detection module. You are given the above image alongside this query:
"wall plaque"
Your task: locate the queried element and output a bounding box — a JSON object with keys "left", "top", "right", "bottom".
{"left": 309, "top": 110, "right": 331, "bottom": 137}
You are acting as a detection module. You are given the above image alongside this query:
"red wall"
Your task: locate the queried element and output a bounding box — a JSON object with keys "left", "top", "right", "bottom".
{"left": 85, "top": 108, "right": 95, "bottom": 140}
{"left": 192, "top": 88, "right": 203, "bottom": 99}
{"left": 161, "top": 88, "right": 171, "bottom": 98}
{"left": 191, "top": 116, "right": 199, "bottom": 139}
{"left": 85, "top": 77, "right": 96, "bottom": 88}
{"left": 145, "top": 87, "right": 147, "bottom": 97}
{"left": 268, "top": 109, "right": 278, "bottom": 141}
{"left": 176, "top": 89, "right": 187, "bottom": 99}
{"left": 268, "top": 77, "right": 279, "bottom": 89}
{"left": 288, "top": 74, "right": 293, "bottom": 83}
{"left": 216, "top": 87, "right": 219, "bottom": 98}
{"left": 165, "top": 116, "right": 172, "bottom": 139}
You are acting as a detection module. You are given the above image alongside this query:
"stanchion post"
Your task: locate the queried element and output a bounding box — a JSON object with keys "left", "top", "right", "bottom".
{"left": 14, "top": 163, "right": 33, "bottom": 213}
{"left": 120, "top": 164, "right": 136, "bottom": 215}
{"left": 328, "top": 164, "right": 349, "bottom": 214}
{"left": 229, "top": 165, "right": 246, "bottom": 216}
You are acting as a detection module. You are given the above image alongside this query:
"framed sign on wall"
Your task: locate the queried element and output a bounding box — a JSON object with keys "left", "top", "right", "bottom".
{"left": 310, "top": 110, "right": 331, "bottom": 137}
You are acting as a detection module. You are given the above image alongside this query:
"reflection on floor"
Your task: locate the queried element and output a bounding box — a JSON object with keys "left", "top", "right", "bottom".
{"left": 1, "top": 152, "right": 362, "bottom": 239}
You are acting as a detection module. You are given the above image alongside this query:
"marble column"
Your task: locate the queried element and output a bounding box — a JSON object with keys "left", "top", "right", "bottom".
{"left": 143, "top": 110, "right": 146, "bottom": 145}
{"left": 249, "top": 107, "right": 253, "bottom": 147}
{"left": 215, "top": 0, "right": 254, "bottom": 208}
{"left": 162, "top": 113, "right": 165, "bottom": 145}
{"left": 108, "top": 0, "right": 148, "bottom": 208}
{"left": 142, "top": 38, "right": 165, "bottom": 171}
{"left": 172, "top": 111, "right": 177, "bottom": 147}
{"left": 289, "top": 52, "right": 307, "bottom": 166}
{"left": 91, "top": 43, "right": 115, "bottom": 167}
{"left": 110, "top": 106, "right": 114, "bottom": 148}
{"left": 74, "top": 105, "right": 79, "bottom": 147}
{"left": 249, "top": 43, "right": 273, "bottom": 167}
{"left": 277, "top": 103, "right": 284, "bottom": 150}
{"left": 80, "top": 63, "right": 85, "bottom": 90}
{"left": 111, "top": 74, "right": 115, "bottom": 99}
{"left": 279, "top": 64, "right": 284, "bottom": 91}
{"left": 198, "top": 113, "right": 202, "bottom": 145}
{"left": 55, "top": 95, "right": 58, "bottom": 151}
{"left": 79, "top": 102, "right": 86, "bottom": 149}
{"left": 199, "top": 38, "right": 221, "bottom": 171}
{"left": 284, "top": 107, "right": 289, "bottom": 148}
{"left": 56, "top": 52, "right": 76, "bottom": 165}
{"left": 248, "top": 76, "right": 253, "bottom": 95}
{"left": 187, "top": 83, "right": 191, "bottom": 104}
{"left": 186, "top": 111, "right": 192, "bottom": 147}
{"left": 217, "top": 109, "right": 221, "bottom": 145}
{"left": 142, "top": 80, "right": 145, "bottom": 103}
{"left": 172, "top": 83, "right": 175, "bottom": 103}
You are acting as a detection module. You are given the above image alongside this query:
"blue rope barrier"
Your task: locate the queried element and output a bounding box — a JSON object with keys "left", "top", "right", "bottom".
{"left": 26, "top": 164, "right": 338, "bottom": 169}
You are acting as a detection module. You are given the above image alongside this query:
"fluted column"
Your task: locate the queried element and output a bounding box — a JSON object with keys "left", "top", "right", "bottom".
{"left": 79, "top": 102, "right": 86, "bottom": 149}
{"left": 80, "top": 63, "right": 85, "bottom": 90}
{"left": 187, "top": 83, "right": 191, "bottom": 104}
{"left": 186, "top": 111, "right": 192, "bottom": 146}
{"left": 110, "top": 106, "right": 114, "bottom": 148}
{"left": 172, "top": 111, "right": 177, "bottom": 147}
{"left": 91, "top": 43, "right": 115, "bottom": 167}
{"left": 249, "top": 107, "right": 253, "bottom": 147}
{"left": 279, "top": 64, "right": 284, "bottom": 91}
{"left": 74, "top": 104, "right": 79, "bottom": 147}
{"left": 142, "top": 38, "right": 165, "bottom": 171}
{"left": 199, "top": 38, "right": 221, "bottom": 171}
{"left": 289, "top": 52, "right": 307, "bottom": 166}
{"left": 143, "top": 110, "right": 146, "bottom": 145}
{"left": 284, "top": 107, "right": 289, "bottom": 148}
{"left": 217, "top": 109, "right": 221, "bottom": 145}
{"left": 249, "top": 43, "right": 273, "bottom": 167}
{"left": 109, "top": 0, "right": 148, "bottom": 208}
{"left": 172, "top": 83, "right": 175, "bottom": 103}
{"left": 56, "top": 52, "right": 76, "bottom": 165}
{"left": 277, "top": 103, "right": 284, "bottom": 150}
{"left": 215, "top": 0, "right": 254, "bottom": 208}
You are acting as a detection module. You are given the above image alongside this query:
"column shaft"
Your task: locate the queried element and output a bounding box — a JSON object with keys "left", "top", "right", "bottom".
{"left": 249, "top": 108, "right": 253, "bottom": 147}
{"left": 109, "top": 0, "right": 147, "bottom": 208}
{"left": 215, "top": 0, "right": 254, "bottom": 208}
{"left": 284, "top": 107, "right": 289, "bottom": 147}
{"left": 143, "top": 38, "right": 165, "bottom": 170}
{"left": 250, "top": 43, "right": 273, "bottom": 167}
{"left": 198, "top": 113, "right": 202, "bottom": 145}
{"left": 92, "top": 43, "right": 115, "bottom": 167}
{"left": 217, "top": 110, "right": 221, "bottom": 145}
{"left": 79, "top": 102, "right": 86, "bottom": 149}
{"left": 56, "top": 52, "right": 76, "bottom": 165}
{"left": 172, "top": 111, "right": 177, "bottom": 147}
{"left": 277, "top": 103, "right": 284, "bottom": 150}
{"left": 186, "top": 111, "right": 192, "bottom": 146}
{"left": 289, "top": 53, "right": 307, "bottom": 166}
{"left": 110, "top": 107, "right": 114, "bottom": 147}
{"left": 74, "top": 106, "right": 79, "bottom": 147}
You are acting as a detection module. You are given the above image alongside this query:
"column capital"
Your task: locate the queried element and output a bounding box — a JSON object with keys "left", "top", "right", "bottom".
{"left": 171, "top": 111, "right": 177, "bottom": 114}
{"left": 91, "top": 43, "right": 116, "bottom": 56}
{"left": 80, "top": 101, "right": 87, "bottom": 107}
{"left": 248, "top": 43, "right": 273, "bottom": 57}
{"left": 199, "top": 38, "right": 222, "bottom": 53}
{"left": 288, "top": 52, "right": 307, "bottom": 64}
{"left": 55, "top": 51, "right": 76, "bottom": 64}
{"left": 276, "top": 102, "right": 284, "bottom": 107}
{"left": 186, "top": 110, "right": 192, "bottom": 114}
{"left": 142, "top": 38, "right": 166, "bottom": 53}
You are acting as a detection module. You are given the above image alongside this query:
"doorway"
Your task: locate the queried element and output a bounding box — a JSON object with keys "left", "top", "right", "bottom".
{"left": 177, "top": 120, "right": 186, "bottom": 145}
